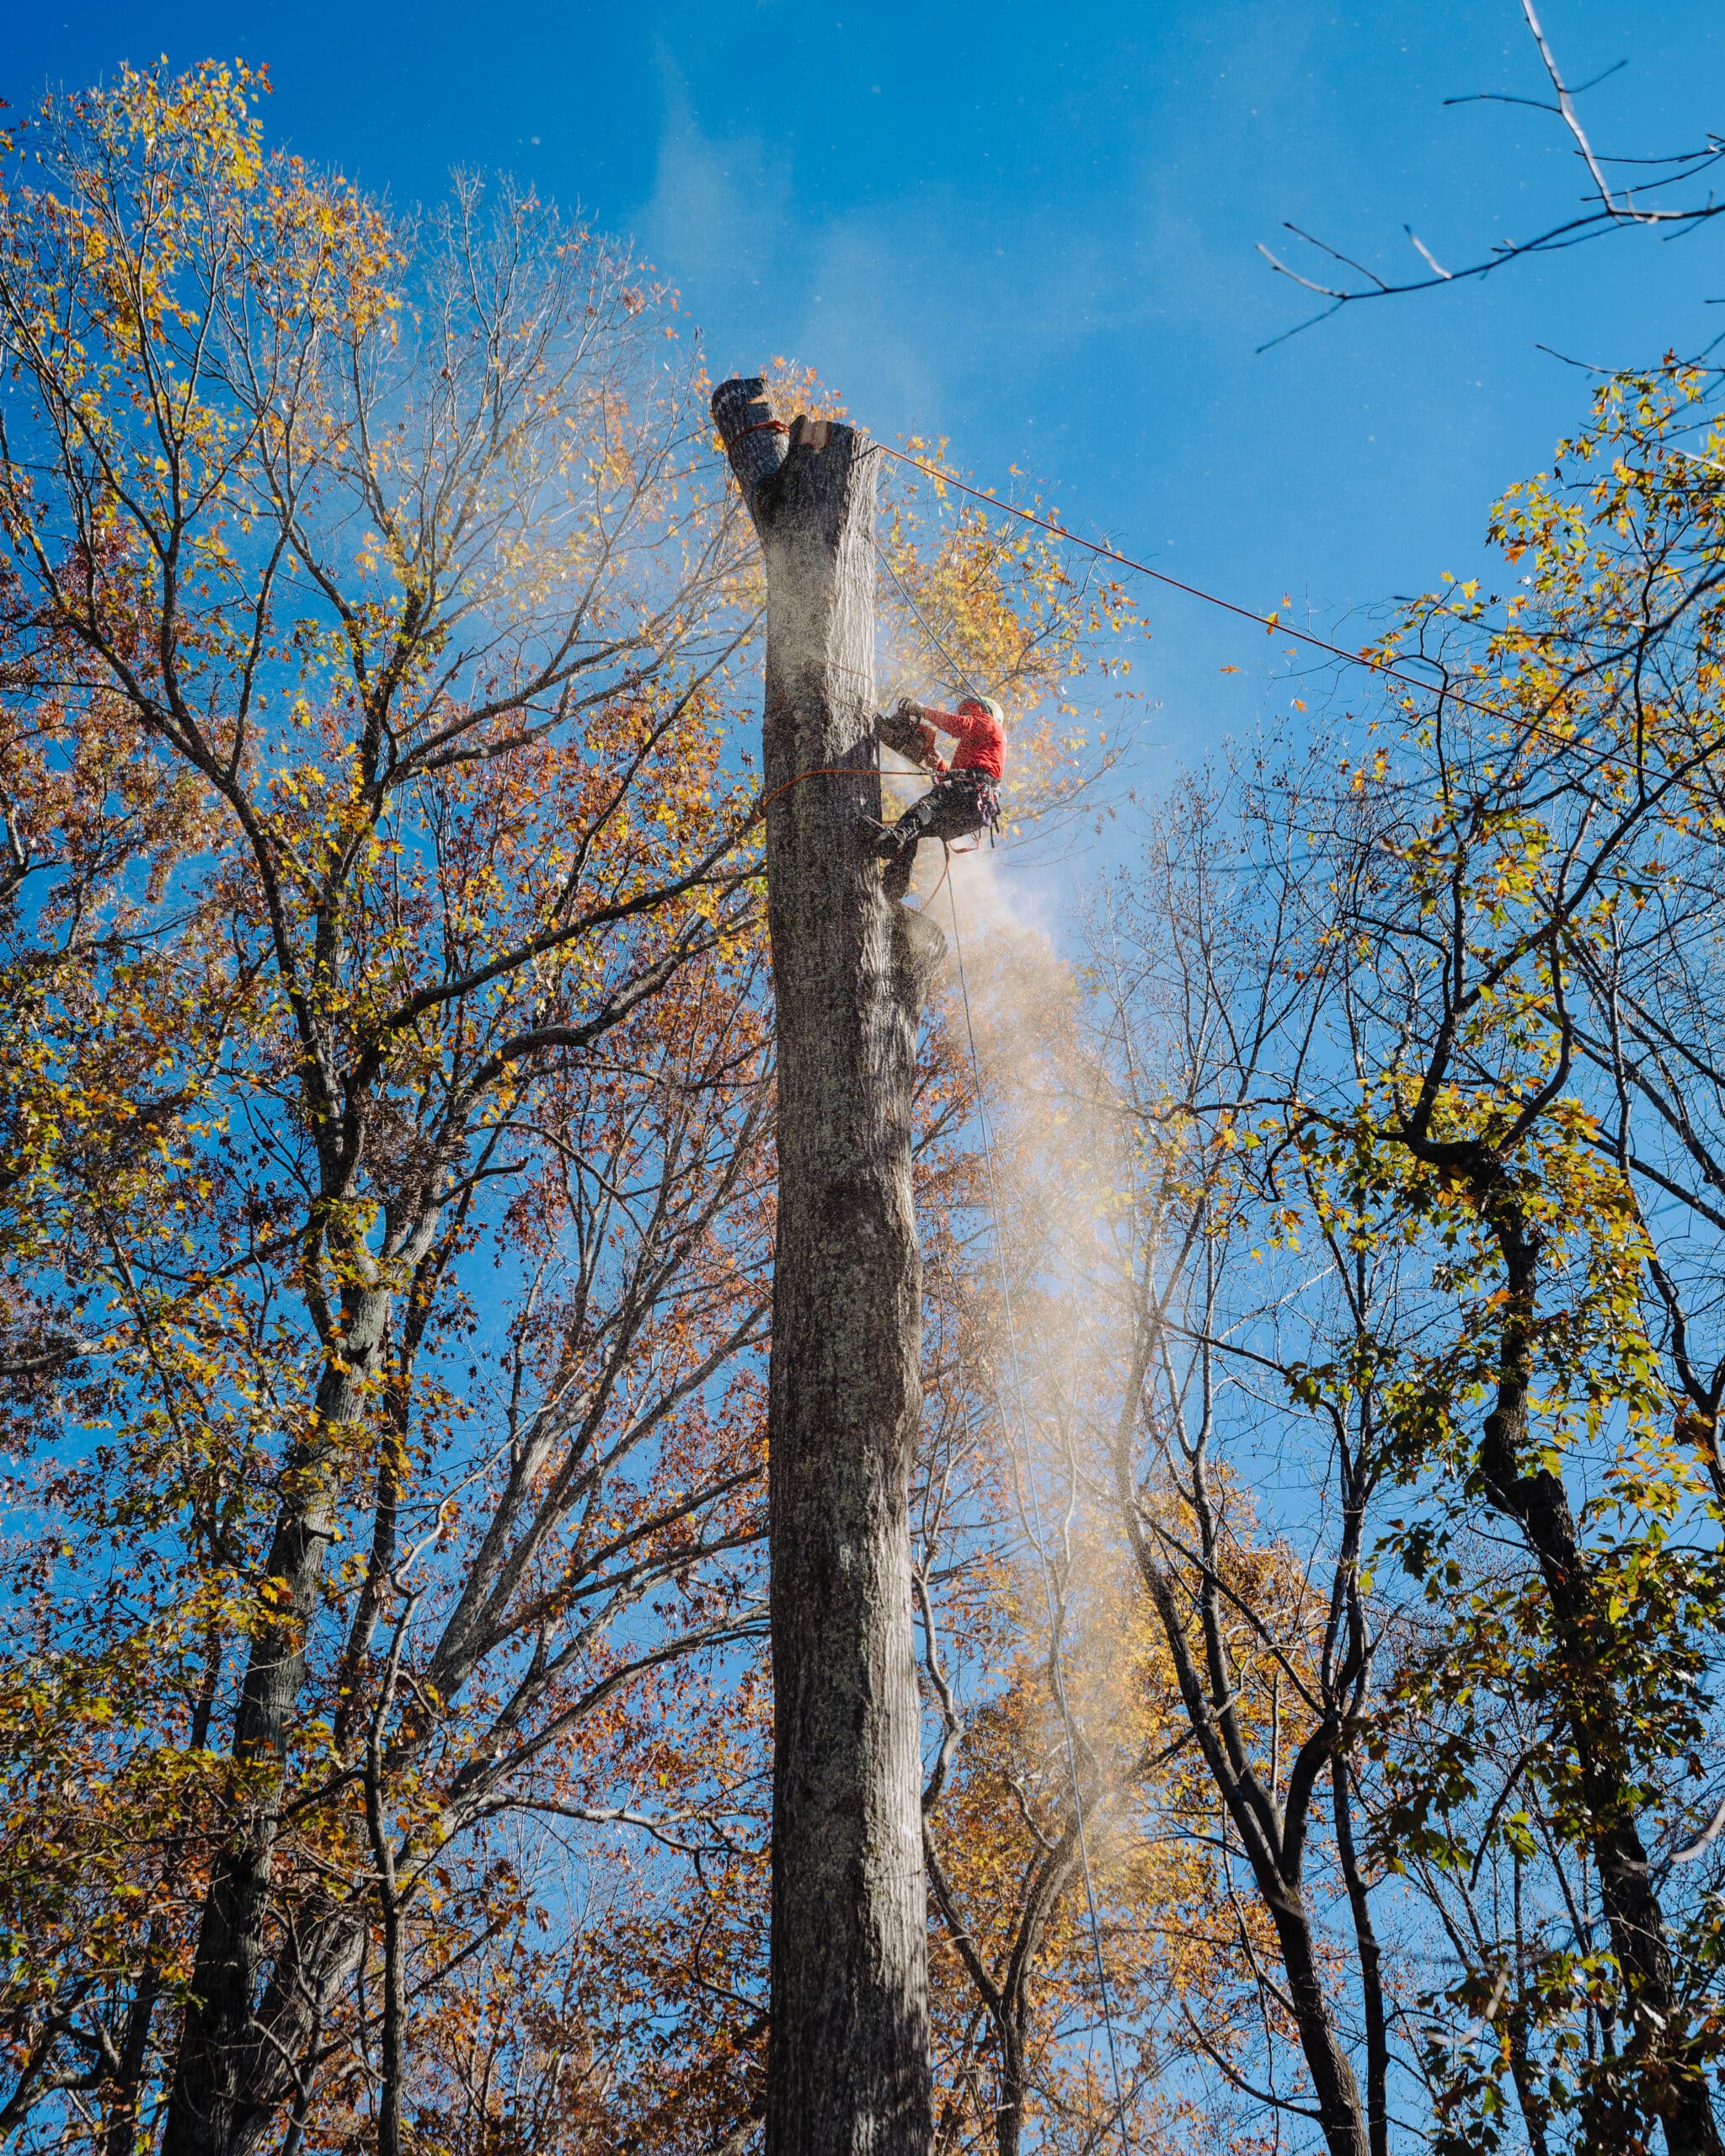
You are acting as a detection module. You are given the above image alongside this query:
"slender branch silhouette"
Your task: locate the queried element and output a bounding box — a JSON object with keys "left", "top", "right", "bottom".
{"left": 1259, "top": 0, "right": 1725, "bottom": 347}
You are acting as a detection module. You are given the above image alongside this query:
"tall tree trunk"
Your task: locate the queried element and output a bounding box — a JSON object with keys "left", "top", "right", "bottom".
{"left": 1259, "top": 1898, "right": 1371, "bottom": 2156}
{"left": 1115, "top": 1472, "right": 1370, "bottom": 2156}
{"left": 1474, "top": 1194, "right": 1723, "bottom": 2156}
{"left": 713, "top": 382, "right": 943, "bottom": 2156}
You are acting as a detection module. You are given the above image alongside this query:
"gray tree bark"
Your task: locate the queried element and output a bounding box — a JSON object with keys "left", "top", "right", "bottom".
{"left": 713, "top": 381, "right": 944, "bottom": 2156}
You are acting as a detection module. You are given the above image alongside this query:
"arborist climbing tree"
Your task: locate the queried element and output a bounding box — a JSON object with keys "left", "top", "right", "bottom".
{"left": 873, "top": 696, "right": 1007, "bottom": 903}
{"left": 712, "top": 379, "right": 947, "bottom": 2156}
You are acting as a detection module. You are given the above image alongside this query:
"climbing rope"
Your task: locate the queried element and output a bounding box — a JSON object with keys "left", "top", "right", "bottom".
{"left": 886, "top": 450, "right": 1134, "bottom": 2120}
{"left": 943, "top": 876, "right": 1137, "bottom": 2156}
{"left": 874, "top": 538, "right": 991, "bottom": 708}
{"left": 724, "top": 420, "right": 1557, "bottom": 2148}
{"left": 740, "top": 417, "right": 1554, "bottom": 741}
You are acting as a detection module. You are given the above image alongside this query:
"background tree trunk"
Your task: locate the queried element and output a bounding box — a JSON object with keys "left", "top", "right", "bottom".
{"left": 164, "top": 1307, "right": 399, "bottom": 2156}
{"left": 713, "top": 381, "right": 943, "bottom": 2156}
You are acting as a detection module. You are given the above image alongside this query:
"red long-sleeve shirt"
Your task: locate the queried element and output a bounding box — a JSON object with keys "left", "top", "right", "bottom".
{"left": 921, "top": 702, "right": 1005, "bottom": 782}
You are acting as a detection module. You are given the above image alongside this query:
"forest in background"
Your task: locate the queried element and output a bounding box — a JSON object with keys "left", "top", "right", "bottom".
{"left": 4, "top": 56, "right": 1725, "bottom": 2156}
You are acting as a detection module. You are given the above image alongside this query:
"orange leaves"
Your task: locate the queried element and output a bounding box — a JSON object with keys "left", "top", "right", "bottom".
{"left": 762, "top": 355, "right": 846, "bottom": 425}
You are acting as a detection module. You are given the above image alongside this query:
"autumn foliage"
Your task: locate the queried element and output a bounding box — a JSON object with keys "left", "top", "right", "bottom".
{"left": 8, "top": 48, "right": 1725, "bottom": 2156}
{"left": 0, "top": 55, "right": 1167, "bottom": 2156}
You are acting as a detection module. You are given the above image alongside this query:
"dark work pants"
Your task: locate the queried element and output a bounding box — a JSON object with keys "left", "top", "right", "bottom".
{"left": 876, "top": 773, "right": 992, "bottom": 901}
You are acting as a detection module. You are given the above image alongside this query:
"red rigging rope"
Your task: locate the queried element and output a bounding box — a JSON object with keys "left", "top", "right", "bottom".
{"left": 748, "top": 766, "right": 872, "bottom": 824}
{"left": 746, "top": 760, "right": 954, "bottom": 831}
{"left": 868, "top": 440, "right": 1514, "bottom": 726}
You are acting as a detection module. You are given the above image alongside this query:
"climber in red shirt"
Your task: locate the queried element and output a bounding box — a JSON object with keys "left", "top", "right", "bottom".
{"left": 873, "top": 695, "right": 1006, "bottom": 902}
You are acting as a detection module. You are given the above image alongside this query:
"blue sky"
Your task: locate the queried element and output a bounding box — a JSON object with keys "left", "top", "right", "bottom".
{"left": 12, "top": 0, "right": 1725, "bottom": 763}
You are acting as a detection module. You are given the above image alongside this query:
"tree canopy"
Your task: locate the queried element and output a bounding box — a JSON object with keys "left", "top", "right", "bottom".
{"left": 5, "top": 51, "right": 1725, "bottom": 2156}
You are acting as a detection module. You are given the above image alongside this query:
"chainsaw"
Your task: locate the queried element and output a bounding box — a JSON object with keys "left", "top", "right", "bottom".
{"left": 876, "top": 698, "right": 946, "bottom": 774}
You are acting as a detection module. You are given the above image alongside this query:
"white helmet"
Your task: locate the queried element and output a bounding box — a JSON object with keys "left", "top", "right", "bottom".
{"left": 960, "top": 695, "right": 1005, "bottom": 728}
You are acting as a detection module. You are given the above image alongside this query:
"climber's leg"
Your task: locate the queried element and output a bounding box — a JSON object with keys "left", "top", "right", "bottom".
{"left": 873, "top": 775, "right": 988, "bottom": 902}
{"left": 882, "top": 843, "right": 917, "bottom": 905}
